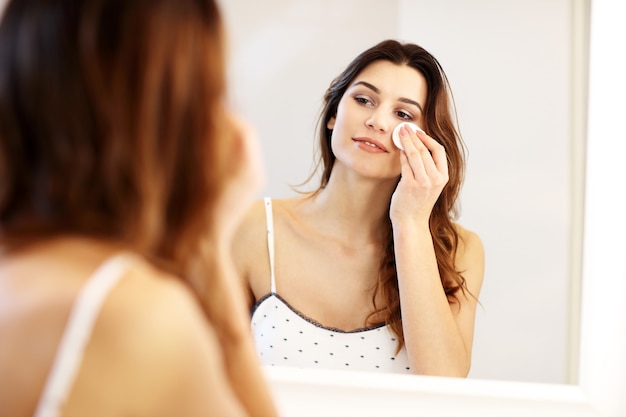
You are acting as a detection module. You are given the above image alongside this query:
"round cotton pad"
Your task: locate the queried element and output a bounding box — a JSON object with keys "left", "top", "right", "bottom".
{"left": 392, "top": 122, "right": 422, "bottom": 150}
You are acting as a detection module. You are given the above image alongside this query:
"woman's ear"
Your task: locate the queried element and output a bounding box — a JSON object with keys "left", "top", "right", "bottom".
{"left": 326, "top": 116, "right": 336, "bottom": 130}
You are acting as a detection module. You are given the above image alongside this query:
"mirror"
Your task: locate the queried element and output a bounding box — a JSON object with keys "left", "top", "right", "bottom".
{"left": 226, "top": 0, "right": 626, "bottom": 415}
{"left": 221, "top": 0, "right": 587, "bottom": 385}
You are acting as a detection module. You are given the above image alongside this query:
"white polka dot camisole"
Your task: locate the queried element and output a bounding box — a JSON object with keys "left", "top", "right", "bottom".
{"left": 250, "top": 197, "right": 412, "bottom": 374}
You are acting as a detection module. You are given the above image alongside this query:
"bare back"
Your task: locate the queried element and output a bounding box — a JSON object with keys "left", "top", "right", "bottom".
{"left": 0, "top": 237, "right": 246, "bottom": 417}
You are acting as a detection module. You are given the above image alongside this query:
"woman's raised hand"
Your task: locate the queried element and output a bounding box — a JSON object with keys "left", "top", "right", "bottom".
{"left": 390, "top": 124, "right": 449, "bottom": 228}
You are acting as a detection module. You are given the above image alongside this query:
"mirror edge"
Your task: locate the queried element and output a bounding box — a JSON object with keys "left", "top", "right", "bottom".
{"left": 567, "top": 0, "right": 591, "bottom": 386}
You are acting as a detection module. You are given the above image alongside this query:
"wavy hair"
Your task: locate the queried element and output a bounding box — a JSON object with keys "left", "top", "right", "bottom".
{"left": 308, "top": 39, "right": 468, "bottom": 352}
{"left": 0, "top": 0, "right": 238, "bottom": 299}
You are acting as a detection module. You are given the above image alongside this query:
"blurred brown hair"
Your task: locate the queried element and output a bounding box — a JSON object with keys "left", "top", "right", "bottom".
{"left": 310, "top": 39, "right": 468, "bottom": 352}
{"left": 0, "top": 0, "right": 238, "bottom": 273}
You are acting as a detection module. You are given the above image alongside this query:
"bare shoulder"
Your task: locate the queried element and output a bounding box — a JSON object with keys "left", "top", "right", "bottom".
{"left": 231, "top": 198, "right": 271, "bottom": 300}
{"left": 453, "top": 223, "right": 485, "bottom": 295}
{"left": 454, "top": 223, "right": 484, "bottom": 257}
{"left": 231, "top": 196, "right": 301, "bottom": 303}
{"left": 233, "top": 198, "right": 268, "bottom": 255}
{"left": 232, "top": 196, "right": 298, "bottom": 247}
{"left": 69, "top": 259, "right": 246, "bottom": 417}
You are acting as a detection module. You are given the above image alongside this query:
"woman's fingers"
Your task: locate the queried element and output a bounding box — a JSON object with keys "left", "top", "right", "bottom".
{"left": 399, "top": 124, "right": 447, "bottom": 180}
{"left": 417, "top": 130, "right": 448, "bottom": 178}
{"left": 399, "top": 149, "right": 416, "bottom": 180}
{"left": 393, "top": 126, "right": 449, "bottom": 224}
{"left": 399, "top": 125, "right": 425, "bottom": 179}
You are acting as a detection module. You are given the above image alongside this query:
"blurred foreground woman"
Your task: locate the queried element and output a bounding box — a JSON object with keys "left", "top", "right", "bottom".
{"left": 0, "top": 0, "right": 277, "bottom": 416}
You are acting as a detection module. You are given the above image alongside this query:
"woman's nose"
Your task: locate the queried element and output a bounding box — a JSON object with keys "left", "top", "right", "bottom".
{"left": 365, "top": 109, "right": 391, "bottom": 133}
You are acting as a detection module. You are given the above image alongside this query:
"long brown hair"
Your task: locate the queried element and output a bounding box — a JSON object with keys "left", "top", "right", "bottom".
{"left": 0, "top": 0, "right": 237, "bottom": 288}
{"left": 310, "top": 39, "right": 468, "bottom": 351}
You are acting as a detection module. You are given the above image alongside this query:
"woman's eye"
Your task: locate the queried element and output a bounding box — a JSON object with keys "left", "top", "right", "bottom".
{"left": 396, "top": 110, "right": 413, "bottom": 120}
{"left": 355, "top": 96, "right": 372, "bottom": 106}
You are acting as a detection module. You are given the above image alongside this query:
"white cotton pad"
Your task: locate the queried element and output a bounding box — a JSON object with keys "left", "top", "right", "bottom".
{"left": 392, "top": 122, "right": 423, "bottom": 150}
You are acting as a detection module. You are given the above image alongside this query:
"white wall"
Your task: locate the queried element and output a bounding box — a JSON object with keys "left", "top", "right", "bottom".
{"left": 221, "top": 0, "right": 575, "bottom": 385}
{"left": 395, "top": 0, "right": 574, "bottom": 384}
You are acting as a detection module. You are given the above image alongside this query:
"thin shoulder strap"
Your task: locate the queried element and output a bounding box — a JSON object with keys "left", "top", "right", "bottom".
{"left": 34, "top": 252, "right": 140, "bottom": 417}
{"left": 263, "top": 197, "right": 276, "bottom": 294}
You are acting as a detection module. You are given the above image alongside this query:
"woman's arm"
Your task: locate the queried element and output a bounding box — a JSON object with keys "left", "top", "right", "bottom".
{"left": 391, "top": 125, "right": 485, "bottom": 377}
{"left": 393, "top": 222, "right": 484, "bottom": 376}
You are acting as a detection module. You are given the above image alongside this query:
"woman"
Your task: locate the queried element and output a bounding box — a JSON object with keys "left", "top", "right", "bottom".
{"left": 233, "top": 39, "right": 485, "bottom": 377}
{"left": 0, "top": 0, "right": 277, "bottom": 416}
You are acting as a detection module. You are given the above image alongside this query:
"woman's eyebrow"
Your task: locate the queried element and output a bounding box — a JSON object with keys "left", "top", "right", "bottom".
{"left": 352, "top": 81, "right": 424, "bottom": 114}
{"left": 353, "top": 80, "right": 380, "bottom": 94}
{"left": 398, "top": 97, "right": 424, "bottom": 114}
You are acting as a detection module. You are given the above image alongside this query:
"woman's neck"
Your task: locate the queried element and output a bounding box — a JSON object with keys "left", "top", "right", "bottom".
{"left": 297, "top": 170, "right": 399, "bottom": 244}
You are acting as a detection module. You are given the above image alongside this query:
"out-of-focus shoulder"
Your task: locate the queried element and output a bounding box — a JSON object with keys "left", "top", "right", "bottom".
{"left": 82, "top": 260, "right": 246, "bottom": 416}
{"left": 101, "top": 259, "right": 208, "bottom": 341}
{"left": 94, "top": 260, "right": 216, "bottom": 378}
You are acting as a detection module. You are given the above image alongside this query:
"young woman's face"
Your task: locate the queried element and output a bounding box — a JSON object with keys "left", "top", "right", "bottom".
{"left": 328, "top": 60, "right": 427, "bottom": 179}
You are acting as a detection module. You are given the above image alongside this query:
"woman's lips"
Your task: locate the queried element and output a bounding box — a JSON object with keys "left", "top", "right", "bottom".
{"left": 353, "top": 137, "right": 388, "bottom": 153}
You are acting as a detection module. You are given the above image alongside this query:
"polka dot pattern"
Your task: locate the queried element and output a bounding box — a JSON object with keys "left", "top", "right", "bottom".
{"left": 251, "top": 293, "right": 412, "bottom": 374}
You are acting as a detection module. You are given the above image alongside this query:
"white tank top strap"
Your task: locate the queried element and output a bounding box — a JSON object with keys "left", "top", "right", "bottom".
{"left": 34, "top": 252, "right": 141, "bottom": 417}
{"left": 263, "top": 197, "right": 276, "bottom": 294}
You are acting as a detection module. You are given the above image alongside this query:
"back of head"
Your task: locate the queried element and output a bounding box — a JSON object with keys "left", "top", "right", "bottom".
{"left": 0, "top": 0, "right": 234, "bottom": 269}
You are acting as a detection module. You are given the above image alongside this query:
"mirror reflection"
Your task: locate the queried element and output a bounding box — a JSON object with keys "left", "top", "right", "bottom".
{"left": 233, "top": 39, "right": 485, "bottom": 377}
{"left": 222, "top": 0, "right": 584, "bottom": 384}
